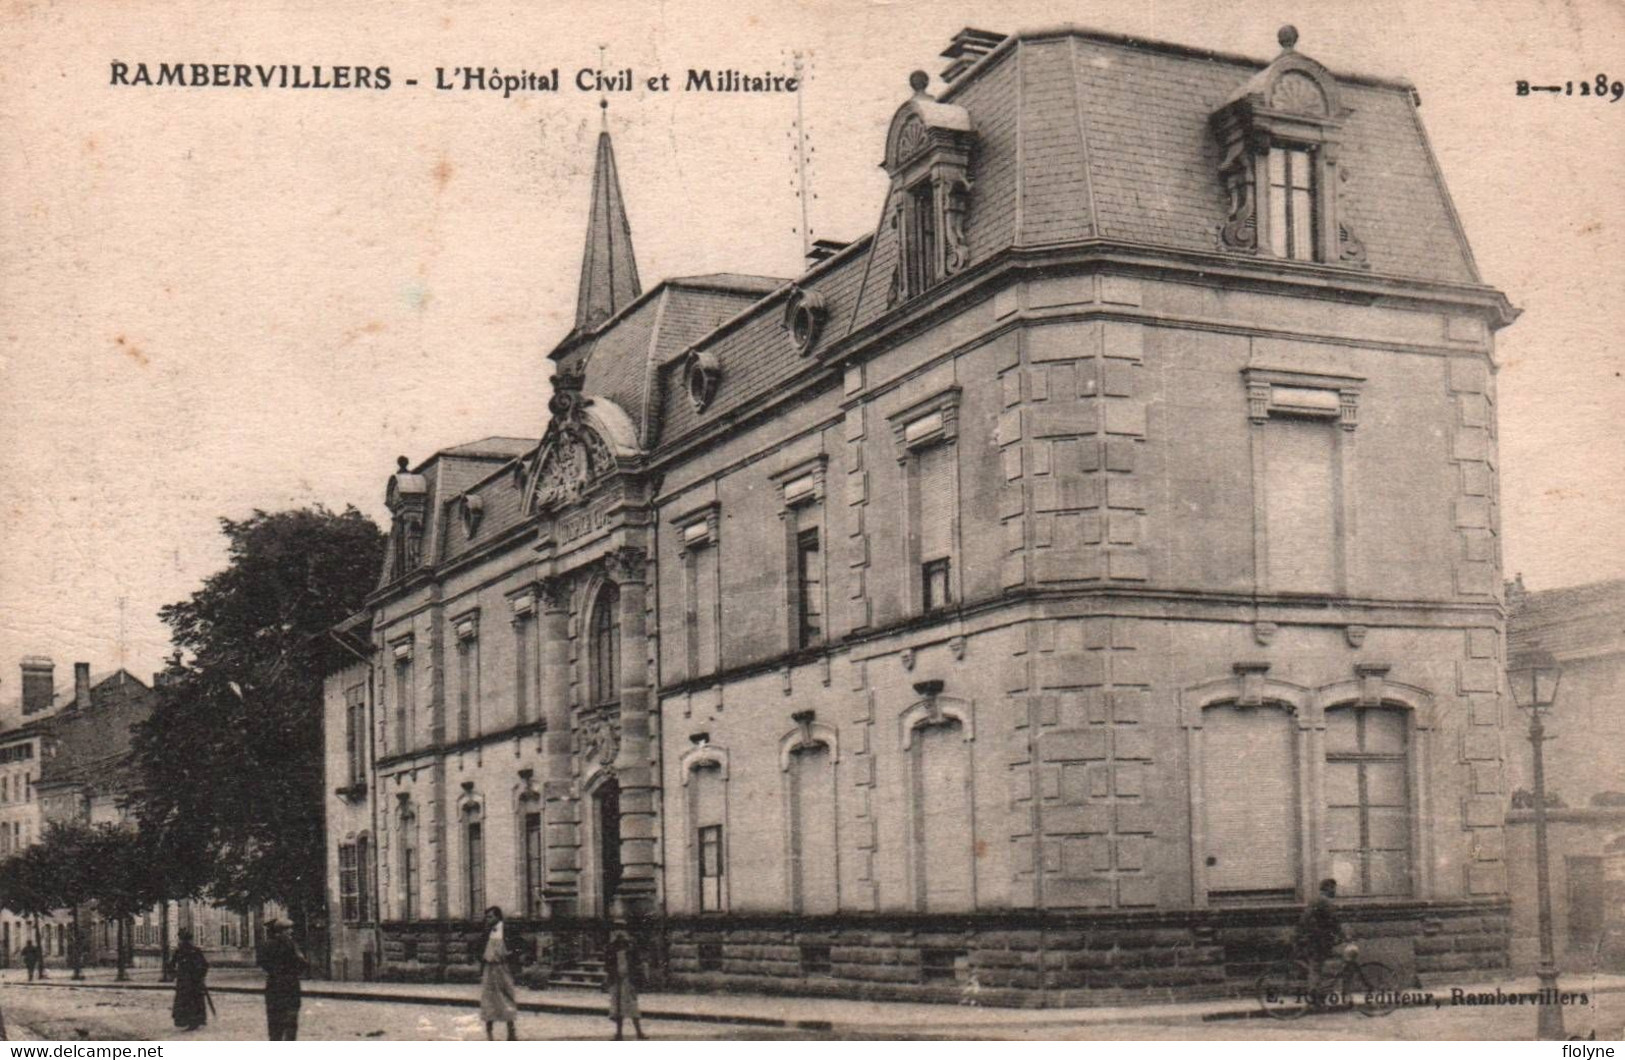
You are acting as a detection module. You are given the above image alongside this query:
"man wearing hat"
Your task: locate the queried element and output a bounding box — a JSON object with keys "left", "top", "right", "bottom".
{"left": 258, "top": 919, "right": 307, "bottom": 1040}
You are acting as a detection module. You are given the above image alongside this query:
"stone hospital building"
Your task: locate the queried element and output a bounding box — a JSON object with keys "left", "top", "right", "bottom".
{"left": 324, "top": 25, "right": 1520, "bottom": 1003}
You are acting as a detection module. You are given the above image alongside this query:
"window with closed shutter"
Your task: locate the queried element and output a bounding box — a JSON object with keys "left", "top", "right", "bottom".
{"left": 912, "top": 720, "right": 973, "bottom": 911}
{"left": 692, "top": 765, "right": 726, "bottom": 912}
{"left": 789, "top": 744, "right": 837, "bottom": 914}
{"left": 1264, "top": 417, "right": 1337, "bottom": 593}
{"left": 1204, "top": 704, "right": 1299, "bottom": 901}
{"left": 523, "top": 812, "right": 544, "bottom": 918}
{"left": 917, "top": 443, "right": 953, "bottom": 563}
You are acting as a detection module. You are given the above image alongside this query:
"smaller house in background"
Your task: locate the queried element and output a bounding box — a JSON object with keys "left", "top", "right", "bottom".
{"left": 1505, "top": 576, "right": 1625, "bottom": 971}
{"left": 0, "top": 657, "right": 262, "bottom": 969}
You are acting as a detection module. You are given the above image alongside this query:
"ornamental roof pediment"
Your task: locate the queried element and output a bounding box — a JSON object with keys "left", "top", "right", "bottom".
{"left": 884, "top": 85, "right": 974, "bottom": 173}
{"left": 1219, "top": 28, "right": 1347, "bottom": 122}
{"left": 523, "top": 388, "right": 640, "bottom": 514}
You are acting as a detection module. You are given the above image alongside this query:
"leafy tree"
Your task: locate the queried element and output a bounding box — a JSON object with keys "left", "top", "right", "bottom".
{"left": 130, "top": 506, "right": 385, "bottom": 946}
{"left": 81, "top": 824, "right": 162, "bottom": 981}
{"left": 0, "top": 844, "right": 58, "bottom": 971}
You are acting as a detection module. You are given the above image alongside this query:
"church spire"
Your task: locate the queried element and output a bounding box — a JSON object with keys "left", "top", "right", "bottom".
{"left": 573, "top": 101, "right": 642, "bottom": 333}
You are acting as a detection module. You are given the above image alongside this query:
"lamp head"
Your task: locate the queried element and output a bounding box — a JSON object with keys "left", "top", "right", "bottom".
{"left": 1507, "top": 650, "right": 1562, "bottom": 713}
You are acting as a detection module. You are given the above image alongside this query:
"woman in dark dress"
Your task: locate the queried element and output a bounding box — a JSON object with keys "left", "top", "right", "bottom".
{"left": 170, "top": 928, "right": 209, "bottom": 1031}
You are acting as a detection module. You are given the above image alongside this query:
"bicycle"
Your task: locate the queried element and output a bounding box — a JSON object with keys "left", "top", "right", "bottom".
{"left": 1255, "top": 943, "right": 1403, "bottom": 1020}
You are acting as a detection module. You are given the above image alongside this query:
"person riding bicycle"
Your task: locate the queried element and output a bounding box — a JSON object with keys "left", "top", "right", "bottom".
{"left": 1295, "top": 877, "right": 1354, "bottom": 1001}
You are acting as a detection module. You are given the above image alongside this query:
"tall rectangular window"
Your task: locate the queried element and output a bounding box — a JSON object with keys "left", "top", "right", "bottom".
{"left": 455, "top": 636, "right": 478, "bottom": 741}
{"left": 1325, "top": 707, "right": 1411, "bottom": 897}
{"left": 795, "top": 528, "right": 823, "bottom": 648}
{"left": 917, "top": 441, "right": 954, "bottom": 612}
{"left": 905, "top": 180, "right": 938, "bottom": 297}
{"left": 1264, "top": 417, "right": 1338, "bottom": 594}
{"left": 922, "top": 558, "right": 952, "bottom": 613}
{"left": 698, "top": 824, "right": 724, "bottom": 912}
{"left": 401, "top": 816, "right": 419, "bottom": 922}
{"left": 513, "top": 614, "right": 532, "bottom": 725}
{"left": 1268, "top": 146, "right": 1316, "bottom": 261}
{"left": 523, "top": 811, "right": 544, "bottom": 918}
{"left": 356, "top": 835, "right": 371, "bottom": 924}
{"left": 344, "top": 684, "right": 366, "bottom": 787}
{"left": 465, "top": 813, "right": 485, "bottom": 915}
{"left": 393, "top": 658, "right": 412, "bottom": 753}
{"left": 338, "top": 843, "right": 359, "bottom": 923}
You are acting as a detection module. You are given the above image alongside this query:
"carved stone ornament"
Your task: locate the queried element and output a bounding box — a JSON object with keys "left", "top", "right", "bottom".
{"left": 1219, "top": 178, "right": 1258, "bottom": 252}
{"left": 895, "top": 114, "right": 928, "bottom": 164}
{"left": 886, "top": 203, "right": 905, "bottom": 308}
{"left": 1338, "top": 221, "right": 1368, "bottom": 265}
{"left": 1271, "top": 70, "right": 1328, "bottom": 116}
{"left": 1254, "top": 621, "right": 1279, "bottom": 647}
{"left": 603, "top": 545, "right": 647, "bottom": 583}
{"left": 533, "top": 430, "right": 615, "bottom": 516}
{"left": 943, "top": 177, "right": 972, "bottom": 275}
{"left": 537, "top": 578, "right": 571, "bottom": 612}
{"left": 1345, "top": 624, "right": 1368, "bottom": 649}
{"left": 579, "top": 713, "right": 621, "bottom": 767}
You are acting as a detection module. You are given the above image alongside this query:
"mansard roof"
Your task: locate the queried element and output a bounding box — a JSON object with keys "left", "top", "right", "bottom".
{"left": 572, "top": 274, "right": 786, "bottom": 445}
{"left": 621, "top": 25, "right": 1493, "bottom": 454}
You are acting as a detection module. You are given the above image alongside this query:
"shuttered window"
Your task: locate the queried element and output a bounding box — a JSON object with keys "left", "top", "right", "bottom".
{"left": 400, "top": 811, "right": 419, "bottom": 921}
{"left": 514, "top": 614, "right": 532, "bottom": 725}
{"left": 1264, "top": 417, "right": 1337, "bottom": 594}
{"left": 796, "top": 528, "right": 823, "bottom": 647}
{"left": 1204, "top": 704, "right": 1299, "bottom": 901}
{"left": 912, "top": 720, "right": 973, "bottom": 911}
{"left": 356, "top": 835, "right": 371, "bottom": 923}
{"left": 789, "top": 744, "right": 837, "bottom": 914}
{"left": 465, "top": 807, "right": 486, "bottom": 916}
{"left": 916, "top": 441, "right": 954, "bottom": 611}
{"left": 692, "top": 764, "right": 726, "bottom": 912}
{"left": 523, "top": 812, "right": 544, "bottom": 918}
{"left": 338, "top": 843, "right": 359, "bottom": 922}
{"left": 1325, "top": 707, "right": 1411, "bottom": 896}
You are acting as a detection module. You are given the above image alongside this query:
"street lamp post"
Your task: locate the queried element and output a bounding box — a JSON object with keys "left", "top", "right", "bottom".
{"left": 1507, "top": 650, "right": 1564, "bottom": 1041}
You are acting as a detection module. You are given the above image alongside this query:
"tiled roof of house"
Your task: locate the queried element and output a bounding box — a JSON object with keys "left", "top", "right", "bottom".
{"left": 1509, "top": 578, "right": 1625, "bottom": 662}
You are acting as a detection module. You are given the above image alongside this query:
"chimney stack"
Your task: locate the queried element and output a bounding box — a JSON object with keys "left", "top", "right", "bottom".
{"left": 806, "top": 238, "right": 850, "bottom": 266}
{"left": 74, "top": 662, "right": 92, "bottom": 711}
{"left": 939, "top": 28, "right": 1006, "bottom": 84}
{"left": 20, "top": 657, "right": 54, "bottom": 716}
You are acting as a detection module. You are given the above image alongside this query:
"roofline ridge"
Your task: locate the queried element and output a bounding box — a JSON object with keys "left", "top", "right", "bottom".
{"left": 936, "top": 24, "right": 1419, "bottom": 105}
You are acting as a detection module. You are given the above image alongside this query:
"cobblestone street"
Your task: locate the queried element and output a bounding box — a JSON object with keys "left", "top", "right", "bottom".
{"left": 3, "top": 973, "right": 1622, "bottom": 1041}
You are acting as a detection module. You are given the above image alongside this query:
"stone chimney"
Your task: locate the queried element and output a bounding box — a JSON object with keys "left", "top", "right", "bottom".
{"left": 806, "top": 238, "right": 849, "bottom": 266}
{"left": 74, "top": 662, "right": 92, "bottom": 711}
{"left": 939, "top": 27, "right": 1006, "bottom": 83}
{"left": 20, "top": 657, "right": 53, "bottom": 716}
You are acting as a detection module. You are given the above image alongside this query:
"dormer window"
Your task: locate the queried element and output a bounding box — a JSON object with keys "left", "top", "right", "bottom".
{"left": 1267, "top": 146, "right": 1317, "bottom": 260}
{"left": 883, "top": 72, "right": 976, "bottom": 307}
{"left": 1211, "top": 27, "right": 1366, "bottom": 268}
{"left": 904, "top": 180, "right": 939, "bottom": 297}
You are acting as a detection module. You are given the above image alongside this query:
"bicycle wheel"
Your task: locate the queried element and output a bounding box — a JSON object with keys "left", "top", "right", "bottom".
{"left": 1256, "top": 960, "right": 1314, "bottom": 1020}
{"left": 1349, "top": 960, "right": 1401, "bottom": 1017}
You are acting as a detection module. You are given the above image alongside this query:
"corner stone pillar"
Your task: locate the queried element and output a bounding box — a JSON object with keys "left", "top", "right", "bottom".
{"left": 539, "top": 578, "right": 579, "bottom": 916}
{"left": 609, "top": 546, "right": 658, "bottom": 916}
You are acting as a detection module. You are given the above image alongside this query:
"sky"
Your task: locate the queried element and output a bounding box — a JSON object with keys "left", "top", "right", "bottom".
{"left": 1, "top": 0, "right": 1621, "bottom": 687}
